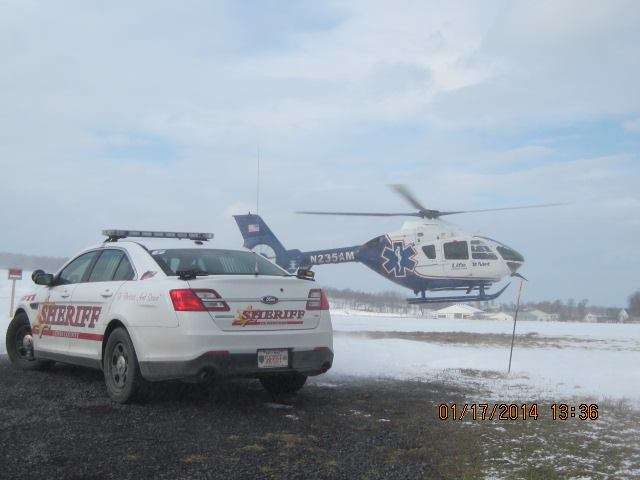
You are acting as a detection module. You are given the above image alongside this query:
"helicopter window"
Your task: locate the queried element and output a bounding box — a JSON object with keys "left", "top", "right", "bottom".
{"left": 471, "top": 240, "right": 498, "bottom": 260}
{"left": 497, "top": 246, "right": 524, "bottom": 262}
{"left": 443, "top": 241, "right": 469, "bottom": 260}
{"left": 472, "top": 251, "right": 498, "bottom": 260}
{"left": 422, "top": 245, "right": 436, "bottom": 259}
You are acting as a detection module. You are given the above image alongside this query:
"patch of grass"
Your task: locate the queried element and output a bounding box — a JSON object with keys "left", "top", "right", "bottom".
{"left": 241, "top": 444, "right": 266, "bottom": 452}
{"left": 181, "top": 454, "right": 208, "bottom": 464}
{"left": 260, "top": 432, "right": 304, "bottom": 448}
{"left": 456, "top": 368, "right": 506, "bottom": 379}
{"left": 337, "top": 330, "right": 640, "bottom": 351}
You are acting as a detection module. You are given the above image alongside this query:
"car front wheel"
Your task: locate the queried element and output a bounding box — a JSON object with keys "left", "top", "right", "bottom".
{"left": 5, "top": 312, "right": 54, "bottom": 371}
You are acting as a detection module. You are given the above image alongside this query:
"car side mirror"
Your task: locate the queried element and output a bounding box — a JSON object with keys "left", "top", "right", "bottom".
{"left": 31, "top": 269, "right": 44, "bottom": 282}
{"left": 34, "top": 273, "right": 55, "bottom": 286}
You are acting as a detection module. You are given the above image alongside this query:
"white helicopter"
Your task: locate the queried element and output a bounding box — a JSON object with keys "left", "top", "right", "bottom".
{"left": 234, "top": 185, "right": 559, "bottom": 304}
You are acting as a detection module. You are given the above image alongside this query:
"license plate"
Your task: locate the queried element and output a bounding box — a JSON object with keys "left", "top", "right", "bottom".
{"left": 257, "top": 349, "right": 289, "bottom": 369}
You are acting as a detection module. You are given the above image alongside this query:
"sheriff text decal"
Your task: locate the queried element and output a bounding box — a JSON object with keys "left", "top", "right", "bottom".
{"left": 232, "top": 305, "right": 305, "bottom": 327}
{"left": 37, "top": 303, "right": 102, "bottom": 329}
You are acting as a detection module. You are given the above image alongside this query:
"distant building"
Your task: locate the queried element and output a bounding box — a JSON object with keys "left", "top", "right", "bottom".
{"left": 584, "top": 312, "right": 619, "bottom": 323}
{"left": 436, "top": 304, "right": 484, "bottom": 320}
{"left": 518, "top": 309, "right": 558, "bottom": 322}
{"left": 584, "top": 313, "right": 599, "bottom": 323}
{"left": 485, "top": 312, "right": 514, "bottom": 322}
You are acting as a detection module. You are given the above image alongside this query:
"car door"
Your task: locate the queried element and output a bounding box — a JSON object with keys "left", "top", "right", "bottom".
{"left": 67, "top": 248, "right": 135, "bottom": 360}
{"left": 34, "top": 250, "right": 100, "bottom": 356}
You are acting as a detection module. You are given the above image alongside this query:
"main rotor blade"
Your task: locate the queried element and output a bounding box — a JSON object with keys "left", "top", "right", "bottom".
{"left": 296, "top": 211, "right": 422, "bottom": 217}
{"left": 388, "top": 184, "right": 430, "bottom": 213}
{"left": 436, "top": 203, "right": 565, "bottom": 216}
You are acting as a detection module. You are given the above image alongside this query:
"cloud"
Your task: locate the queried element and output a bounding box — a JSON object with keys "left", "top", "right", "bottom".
{"left": 1, "top": 0, "right": 639, "bottom": 305}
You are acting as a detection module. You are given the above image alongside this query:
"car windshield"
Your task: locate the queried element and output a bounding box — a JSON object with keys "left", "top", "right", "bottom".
{"left": 149, "top": 249, "right": 287, "bottom": 276}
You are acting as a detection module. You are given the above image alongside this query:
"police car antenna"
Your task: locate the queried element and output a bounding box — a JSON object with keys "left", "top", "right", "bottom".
{"left": 256, "top": 145, "right": 260, "bottom": 216}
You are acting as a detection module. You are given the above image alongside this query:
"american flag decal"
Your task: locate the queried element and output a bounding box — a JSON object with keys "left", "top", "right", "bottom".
{"left": 248, "top": 224, "right": 260, "bottom": 233}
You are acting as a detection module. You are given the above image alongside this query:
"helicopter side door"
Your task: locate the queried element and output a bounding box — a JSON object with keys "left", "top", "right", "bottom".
{"left": 413, "top": 242, "right": 439, "bottom": 278}
{"left": 411, "top": 230, "right": 442, "bottom": 277}
{"left": 442, "top": 239, "right": 472, "bottom": 277}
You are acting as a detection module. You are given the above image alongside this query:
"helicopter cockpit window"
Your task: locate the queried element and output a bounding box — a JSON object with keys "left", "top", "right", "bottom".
{"left": 443, "top": 241, "right": 469, "bottom": 260}
{"left": 470, "top": 239, "right": 498, "bottom": 260}
{"left": 422, "top": 244, "right": 436, "bottom": 259}
{"left": 496, "top": 246, "right": 524, "bottom": 262}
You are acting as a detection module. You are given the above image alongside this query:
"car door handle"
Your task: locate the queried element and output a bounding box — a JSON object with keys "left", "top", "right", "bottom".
{"left": 101, "top": 290, "right": 113, "bottom": 298}
{"left": 60, "top": 292, "right": 71, "bottom": 298}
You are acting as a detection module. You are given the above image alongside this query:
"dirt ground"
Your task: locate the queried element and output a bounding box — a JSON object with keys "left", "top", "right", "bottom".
{"left": 1, "top": 357, "right": 638, "bottom": 479}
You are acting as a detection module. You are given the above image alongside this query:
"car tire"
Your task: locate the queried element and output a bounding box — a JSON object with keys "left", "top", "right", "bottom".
{"left": 103, "top": 327, "right": 148, "bottom": 404}
{"left": 5, "top": 312, "right": 55, "bottom": 371}
{"left": 259, "top": 372, "right": 307, "bottom": 395}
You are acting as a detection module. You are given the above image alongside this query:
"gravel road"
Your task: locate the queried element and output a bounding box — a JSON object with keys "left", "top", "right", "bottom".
{"left": 0, "top": 357, "right": 482, "bottom": 480}
{"left": 2, "top": 357, "right": 639, "bottom": 479}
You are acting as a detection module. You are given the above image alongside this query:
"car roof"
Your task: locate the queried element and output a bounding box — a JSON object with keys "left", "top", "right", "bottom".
{"left": 114, "top": 238, "right": 244, "bottom": 252}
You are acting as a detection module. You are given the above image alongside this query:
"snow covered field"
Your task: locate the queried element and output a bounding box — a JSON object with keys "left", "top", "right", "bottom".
{"left": 330, "top": 311, "right": 640, "bottom": 406}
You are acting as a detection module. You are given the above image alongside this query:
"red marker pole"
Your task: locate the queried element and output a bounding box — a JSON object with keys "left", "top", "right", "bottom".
{"left": 7, "top": 268, "right": 23, "bottom": 318}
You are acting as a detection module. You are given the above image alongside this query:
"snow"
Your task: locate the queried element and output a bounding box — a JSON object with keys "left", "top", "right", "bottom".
{"left": 331, "top": 310, "right": 640, "bottom": 340}
{"left": 329, "top": 311, "right": 640, "bottom": 405}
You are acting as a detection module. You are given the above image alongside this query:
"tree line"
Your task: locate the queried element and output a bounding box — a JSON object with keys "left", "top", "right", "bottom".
{"left": 0, "top": 252, "right": 67, "bottom": 273}
{"left": 325, "top": 286, "right": 639, "bottom": 321}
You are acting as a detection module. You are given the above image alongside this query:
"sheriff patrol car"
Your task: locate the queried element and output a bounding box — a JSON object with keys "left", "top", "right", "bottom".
{"left": 5, "top": 230, "right": 333, "bottom": 403}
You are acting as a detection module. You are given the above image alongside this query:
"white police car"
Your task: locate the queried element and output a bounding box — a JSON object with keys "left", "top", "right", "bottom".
{"left": 5, "top": 230, "right": 333, "bottom": 403}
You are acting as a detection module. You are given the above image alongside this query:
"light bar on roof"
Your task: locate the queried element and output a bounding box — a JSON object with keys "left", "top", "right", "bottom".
{"left": 102, "top": 229, "right": 214, "bottom": 241}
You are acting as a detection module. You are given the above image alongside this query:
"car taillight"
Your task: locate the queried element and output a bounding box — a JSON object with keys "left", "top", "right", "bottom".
{"left": 306, "top": 288, "right": 329, "bottom": 310}
{"left": 170, "top": 289, "right": 230, "bottom": 312}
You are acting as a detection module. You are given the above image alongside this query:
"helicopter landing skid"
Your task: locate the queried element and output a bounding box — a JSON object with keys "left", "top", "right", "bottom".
{"left": 406, "top": 283, "right": 511, "bottom": 304}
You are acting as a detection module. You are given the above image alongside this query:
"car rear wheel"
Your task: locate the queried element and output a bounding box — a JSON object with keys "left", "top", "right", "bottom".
{"left": 103, "top": 327, "right": 148, "bottom": 403}
{"left": 259, "top": 372, "right": 307, "bottom": 395}
{"left": 5, "top": 312, "right": 55, "bottom": 371}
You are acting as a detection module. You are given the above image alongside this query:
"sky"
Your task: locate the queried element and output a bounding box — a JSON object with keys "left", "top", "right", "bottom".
{"left": 1, "top": 0, "right": 639, "bottom": 307}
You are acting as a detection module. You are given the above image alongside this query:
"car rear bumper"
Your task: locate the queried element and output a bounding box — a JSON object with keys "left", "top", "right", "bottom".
{"left": 139, "top": 347, "right": 334, "bottom": 382}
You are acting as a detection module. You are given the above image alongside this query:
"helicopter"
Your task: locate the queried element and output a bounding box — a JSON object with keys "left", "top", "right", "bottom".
{"left": 233, "top": 185, "right": 559, "bottom": 304}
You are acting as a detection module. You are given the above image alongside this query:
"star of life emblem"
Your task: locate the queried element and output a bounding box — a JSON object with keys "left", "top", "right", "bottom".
{"left": 381, "top": 238, "right": 417, "bottom": 277}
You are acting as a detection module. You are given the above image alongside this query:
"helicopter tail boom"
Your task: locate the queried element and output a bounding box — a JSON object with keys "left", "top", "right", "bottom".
{"left": 234, "top": 214, "right": 361, "bottom": 273}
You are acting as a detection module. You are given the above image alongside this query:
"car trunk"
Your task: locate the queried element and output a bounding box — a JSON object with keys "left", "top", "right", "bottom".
{"left": 186, "top": 276, "right": 320, "bottom": 331}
